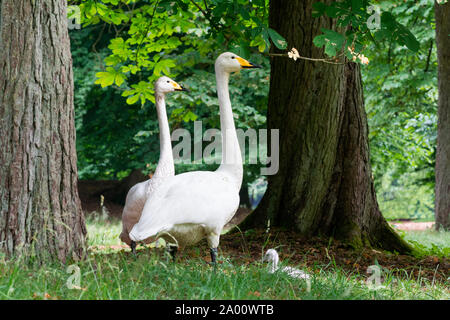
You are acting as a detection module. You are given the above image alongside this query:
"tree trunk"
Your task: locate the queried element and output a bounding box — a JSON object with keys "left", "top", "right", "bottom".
{"left": 243, "top": 0, "right": 411, "bottom": 253}
{"left": 435, "top": 1, "right": 450, "bottom": 231}
{"left": 0, "top": 0, "right": 86, "bottom": 262}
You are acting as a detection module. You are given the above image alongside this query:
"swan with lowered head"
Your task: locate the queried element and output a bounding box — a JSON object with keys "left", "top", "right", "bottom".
{"left": 120, "top": 76, "right": 187, "bottom": 254}
{"left": 263, "top": 249, "right": 310, "bottom": 279}
{"left": 129, "top": 52, "right": 261, "bottom": 263}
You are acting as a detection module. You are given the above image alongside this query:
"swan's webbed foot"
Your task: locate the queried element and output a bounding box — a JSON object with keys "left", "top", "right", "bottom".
{"left": 130, "top": 241, "right": 137, "bottom": 256}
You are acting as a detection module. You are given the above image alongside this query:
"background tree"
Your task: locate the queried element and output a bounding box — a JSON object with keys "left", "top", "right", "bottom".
{"left": 242, "top": 0, "right": 414, "bottom": 253}
{"left": 434, "top": 0, "right": 450, "bottom": 230}
{"left": 0, "top": 0, "right": 86, "bottom": 262}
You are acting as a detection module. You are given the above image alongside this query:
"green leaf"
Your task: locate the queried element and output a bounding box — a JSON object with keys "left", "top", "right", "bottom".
{"left": 325, "top": 5, "right": 339, "bottom": 18}
{"left": 313, "top": 34, "right": 326, "bottom": 48}
{"left": 104, "top": 55, "right": 122, "bottom": 66}
{"left": 240, "top": 7, "right": 250, "bottom": 20}
{"left": 324, "top": 43, "right": 337, "bottom": 56}
{"left": 379, "top": 12, "right": 420, "bottom": 52}
{"left": 115, "top": 73, "right": 125, "bottom": 87}
{"left": 313, "top": 28, "right": 346, "bottom": 57}
{"left": 312, "top": 2, "right": 327, "bottom": 17}
{"left": 108, "top": 37, "right": 129, "bottom": 57}
{"left": 268, "top": 28, "right": 287, "bottom": 50}
{"left": 399, "top": 29, "right": 421, "bottom": 52}
{"left": 182, "top": 111, "right": 198, "bottom": 122}
{"left": 121, "top": 90, "right": 134, "bottom": 97}
{"left": 351, "top": 0, "right": 364, "bottom": 13}
{"left": 154, "top": 59, "right": 176, "bottom": 76}
{"left": 126, "top": 94, "right": 140, "bottom": 105}
{"left": 95, "top": 68, "right": 116, "bottom": 88}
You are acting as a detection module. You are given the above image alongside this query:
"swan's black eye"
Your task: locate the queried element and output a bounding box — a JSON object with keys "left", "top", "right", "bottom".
{"left": 167, "top": 80, "right": 170, "bottom": 83}
{"left": 231, "top": 56, "right": 235, "bottom": 59}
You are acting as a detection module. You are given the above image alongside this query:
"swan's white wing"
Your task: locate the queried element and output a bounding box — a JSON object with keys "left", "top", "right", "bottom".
{"left": 282, "top": 267, "right": 310, "bottom": 279}
{"left": 123, "top": 181, "right": 148, "bottom": 216}
{"left": 121, "top": 180, "right": 148, "bottom": 244}
{"left": 129, "top": 171, "right": 239, "bottom": 242}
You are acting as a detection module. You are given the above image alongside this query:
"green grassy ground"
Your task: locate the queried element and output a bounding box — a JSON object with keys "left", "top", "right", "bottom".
{"left": 0, "top": 217, "right": 448, "bottom": 300}
{"left": 402, "top": 229, "right": 450, "bottom": 256}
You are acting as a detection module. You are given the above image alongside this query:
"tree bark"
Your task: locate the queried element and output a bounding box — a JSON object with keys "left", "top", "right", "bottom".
{"left": 0, "top": 0, "right": 86, "bottom": 262}
{"left": 242, "top": 0, "right": 411, "bottom": 253}
{"left": 435, "top": 1, "right": 450, "bottom": 231}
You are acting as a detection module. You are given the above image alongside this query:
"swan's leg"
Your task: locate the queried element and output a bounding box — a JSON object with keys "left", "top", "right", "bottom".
{"left": 206, "top": 230, "right": 220, "bottom": 267}
{"left": 210, "top": 248, "right": 218, "bottom": 264}
{"left": 130, "top": 241, "right": 137, "bottom": 256}
{"left": 166, "top": 244, "right": 178, "bottom": 263}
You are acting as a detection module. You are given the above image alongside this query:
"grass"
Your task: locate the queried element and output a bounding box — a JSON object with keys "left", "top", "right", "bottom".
{"left": 86, "top": 214, "right": 122, "bottom": 247}
{"left": 403, "top": 229, "right": 450, "bottom": 249}
{"left": 400, "top": 229, "right": 450, "bottom": 258}
{"left": 0, "top": 215, "right": 448, "bottom": 300}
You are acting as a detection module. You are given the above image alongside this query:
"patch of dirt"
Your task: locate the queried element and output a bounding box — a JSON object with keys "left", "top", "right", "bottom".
{"left": 219, "top": 229, "right": 448, "bottom": 283}
{"left": 391, "top": 221, "right": 435, "bottom": 231}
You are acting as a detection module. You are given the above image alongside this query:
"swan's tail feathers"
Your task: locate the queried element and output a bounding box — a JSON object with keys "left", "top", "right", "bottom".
{"left": 129, "top": 224, "right": 171, "bottom": 243}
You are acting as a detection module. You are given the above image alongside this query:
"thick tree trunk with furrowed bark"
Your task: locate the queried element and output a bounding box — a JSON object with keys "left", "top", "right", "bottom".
{"left": 0, "top": 0, "right": 86, "bottom": 262}
{"left": 242, "top": 0, "right": 412, "bottom": 253}
{"left": 434, "top": 1, "right": 450, "bottom": 231}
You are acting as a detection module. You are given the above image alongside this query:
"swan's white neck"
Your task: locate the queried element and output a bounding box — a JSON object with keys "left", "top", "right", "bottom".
{"left": 153, "top": 93, "right": 175, "bottom": 178}
{"left": 268, "top": 253, "right": 280, "bottom": 273}
{"left": 215, "top": 68, "right": 243, "bottom": 188}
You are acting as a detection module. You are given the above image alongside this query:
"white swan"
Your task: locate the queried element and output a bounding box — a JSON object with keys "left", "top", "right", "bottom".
{"left": 129, "top": 52, "right": 260, "bottom": 262}
{"left": 263, "top": 249, "right": 310, "bottom": 280}
{"left": 120, "top": 76, "right": 187, "bottom": 254}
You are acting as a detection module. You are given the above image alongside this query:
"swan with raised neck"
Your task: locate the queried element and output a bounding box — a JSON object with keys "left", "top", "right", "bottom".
{"left": 129, "top": 52, "right": 261, "bottom": 263}
{"left": 120, "top": 76, "right": 187, "bottom": 253}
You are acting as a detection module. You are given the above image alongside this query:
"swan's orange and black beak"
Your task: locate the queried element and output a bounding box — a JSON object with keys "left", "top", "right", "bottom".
{"left": 177, "top": 85, "right": 189, "bottom": 92}
{"left": 236, "top": 56, "right": 262, "bottom": 69}
{"left": 172, "top": 81, "right": 189, "bottom": 92}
